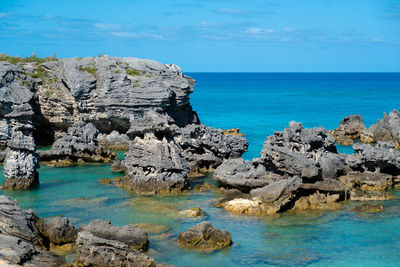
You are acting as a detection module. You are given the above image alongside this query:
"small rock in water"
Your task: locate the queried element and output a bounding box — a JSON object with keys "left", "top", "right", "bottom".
{"left": 177, "top": 221, "right": 231, "bottom": 250}
{"left": 100, "top": 177, "right": 112, "bottom": 184}
{"left": 179, "top": 207, "right": 206, "bottom": 218}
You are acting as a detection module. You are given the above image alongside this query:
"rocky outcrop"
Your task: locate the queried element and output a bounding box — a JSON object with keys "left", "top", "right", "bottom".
{"left": 360, "top": 109, "right": 400, "bottom": 148}
{"left": 0, "top": 196, "right": 67, "bottom": 266}
{"left": 177, "top": 221, "right": 231, "bottom": 250}
{"left": 1, "top": 103, "right": 39, "bottom": 190}
{"left": 121, "top": 111, "right": 247, "bottom": 194}
{"left": 39, "top": 121, "right": 115, "bottom": 165}
{"left": 73, "top": 231, "right": 154, "bottom": 267}
{"left": 80, "top": 219, "right": 149, "bottom": 251}
{"left": 328, "top": 115, "right": 366, "bottom": 145}
{"left": 0, "top": 56, "right": 199, "bottom": 146}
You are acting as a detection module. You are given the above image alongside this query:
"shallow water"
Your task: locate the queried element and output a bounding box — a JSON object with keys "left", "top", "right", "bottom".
{"left": 1, "top": 73, "right": 400, "bottom": 266}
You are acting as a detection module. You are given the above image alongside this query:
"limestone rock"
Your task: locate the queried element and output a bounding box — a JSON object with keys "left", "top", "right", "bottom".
{"left": 329, "top": 115, "right": 366, "bottom": 145}
{"left": 111, "top": 160, "right": 127, "bottom": 173}
{"left": 73, "top": 231, "right": 154, "bottom": 267}
{"left": 36, "top": 216, "right": 77, "bottom": 246}
{"left": 81, "top": 219, "right": 149, "bottom": 251}
{"left": 338, "top": 172, "right": 394, "bottom": 192}
{"left": 213, "top": 158, "right": 284, "bottom": 192}
{"left": 360, "top": 109, "right": 400, "bottom": 148}
{"left": 98, "top": 130, "right": 130, "bottom": 150}
{"left": 353, "top": 203, "right": 384, "bottom": 213}
{"left": 177, "top": 221, "right": 231, "bottom": 249}
{"left": 121, "top": 133, "right": 189, "bottom": 194}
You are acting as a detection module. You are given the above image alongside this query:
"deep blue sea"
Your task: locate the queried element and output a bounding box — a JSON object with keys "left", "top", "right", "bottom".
{"left": 1, "top": 73, "right": 400, "bottom": 266}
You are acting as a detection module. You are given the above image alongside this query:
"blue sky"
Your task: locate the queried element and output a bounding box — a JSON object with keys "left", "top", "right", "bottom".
{"left": 0, "top": 0, "right": 399, "bottom": 72}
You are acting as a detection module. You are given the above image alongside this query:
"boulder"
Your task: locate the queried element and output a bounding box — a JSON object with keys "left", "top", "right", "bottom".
{"left": 338, "top": 172, "right": 394, "bottom": 192}
{"left": 73, "top": 231, "right": 154, "bottom": 267}
{"left": 177, "top": 221, "right": 231, "bottom": 250}
{"left": 111, "top": 160, "right": 127, "bottom": 173}
{"left": 36, "top": 216, "right": 77, "bottom": 246}
{"left": 81, "top": 219, "right": 149, "bottom": 251}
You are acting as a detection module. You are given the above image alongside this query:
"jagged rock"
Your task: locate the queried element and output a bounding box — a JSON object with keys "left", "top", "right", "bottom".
{"left": 213, "top": 158, "right": 285, "bottom": 192}
{"left": 41, "top": 121, "right": 115, "bottom": 164}
{"left": 349, "top": 190, "right": 394, "bottom": 201}
{"left": 177, "top": 221, "right": 231, "bottom": 250}
{"left": 176, "top": 124, "right": 248, "bottom": 171}
{"left": 0, "top": 119, "right": 9, "bottom": 149}
{"left": 126, "top": 111, "right": 178, "bottom": 138}
{"left": 317, "top": 153, "right": 348, "bottom": 179}
{"left": 222, "top": 128, "right": 244, "bottom": 137}
{"left": 73, "top": 231, "right": 154, "bottom": 267}
{"left": 98, "top": 130, "right": 130, "bottom": 150}
{"left": 81, "top": 219, "right": 149, "bottom": 251}
{"left": 36, "top": 216, "right": 77, "bottom": 246}
{"left": 0, "top": 233, "right": 66, "bottom": 267}
{"left": 360, "top": 109, "right": 400, "bottom": 148}
{"left": 121, "top": 133, "right": 190, "bottom": 194}
{"left": 329, "top": 115, "right": 366, "bottom": 145}
{"left": 214, "top": 188, "right": 245, "bottom": 207}
{"left": 346, "top": 142, "right": 400, "bottom": 175}
{"left": 0, "top": 196, "right": 44, "bottom": 247}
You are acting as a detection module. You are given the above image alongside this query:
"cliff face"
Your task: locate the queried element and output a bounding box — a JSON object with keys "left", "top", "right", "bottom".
{"left": 0, "top": 56, "right": 198, "bottom": 145}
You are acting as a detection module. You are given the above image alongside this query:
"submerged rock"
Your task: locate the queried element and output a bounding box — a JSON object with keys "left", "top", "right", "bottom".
{"left": 81, "top": 219, "right": 149, "bottom": 251}
{"left": 177, "top": 221, "right": 231, "bottom": 250}
{"left": 178, "top": 207, "right": 206, "bottom": 218}
{"left": 353, "top": 203, "right": 384, "bottom": 213}
{"left": 329, "top": 115, "right": 366, "bottom": 145}
{"left": 73, "top": 231, "right": 155, "bottom": 267}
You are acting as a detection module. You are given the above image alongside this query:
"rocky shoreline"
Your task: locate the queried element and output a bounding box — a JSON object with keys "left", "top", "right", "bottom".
{"left": 1, "top": 55, "right": 400, "bottom": 265}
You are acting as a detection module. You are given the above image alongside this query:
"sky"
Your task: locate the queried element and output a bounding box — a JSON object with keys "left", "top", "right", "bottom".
{"left": 0, "top": 0, "right": 399, "bottom": 72}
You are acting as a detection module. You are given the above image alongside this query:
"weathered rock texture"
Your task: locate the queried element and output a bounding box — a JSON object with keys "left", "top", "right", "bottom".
{"left": 214, "top": 121, "right": 400, "bottom": 215}
{"left": 80, "top": 219, "right": 149, "bottom": 251}
{"left": 73, "top": 231, "right": 154, "bottom": 267}
{"left": 1, "top": 103, "right": 39, "bottom": 190}
{"left": 361, "top": 109, "right": 400, "bottom": 148}
{"left": 328, "top": 115, "right": 366, "bottom": 145}
{"left": 0, "top": 196, "right": 67, "bottom": 266}
{"left": 177, "top": 221, "right": 231, "bottom": 250}
{"left": 0, "top": 56, "right": 199, "bottom": 146}
{"left": 121, "top": 111, "right": 247, "bottom": 194}
{"left": 39, "top": 121, "right": 115, "bottom": 165}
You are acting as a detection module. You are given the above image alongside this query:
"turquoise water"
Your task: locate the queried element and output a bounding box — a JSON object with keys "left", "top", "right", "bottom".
{"left": 1, "top": 73, "right": 400, "bottom": 266}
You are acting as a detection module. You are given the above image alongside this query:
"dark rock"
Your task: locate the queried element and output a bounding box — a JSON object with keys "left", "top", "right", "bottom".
{"left": 177, "top": 221, "right": 231, "bottom": 249}
{"left": 36, "top": 216, "right": 77, "bottom": 245}
{"left": 81, "top": 219, "right": 149, "bottom": 251}
{"left": 346, "top": 142, "right": 400, "bottom": 175}
{"left": 73, "top": 231, "right": 154, "bottom": 267}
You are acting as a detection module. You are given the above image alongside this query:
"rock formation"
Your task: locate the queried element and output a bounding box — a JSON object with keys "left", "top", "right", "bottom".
{"left": 120, "top": 111, "right": 247, "bottom": 194}
{"left": 360, "top": 109, "right": 400, "bottom": 148}
{"left": 0, "top": 195, "right": 68, "bottom": 266}
{"left": 80, "top": 219, "right": 149, "bottom": 251}
{"left": 73, "top": 231, "right": 154, "bottom": 267}
{"left": 328, "top": 115, "right": 366, "bottom": 145}
{"left": 39, "top": 121, "right": 115, "bottom": 166}
{"left": 1, "top": 104, "right": 39, "bottom": 190}
{"left": 98, "top": 130, "right": 130, "bottom": 150}
{"left": 177, "top": 221, "right": 231, "bottom": 250}
{"left": 214, "top": 121, "right": 400, "bottom": 215}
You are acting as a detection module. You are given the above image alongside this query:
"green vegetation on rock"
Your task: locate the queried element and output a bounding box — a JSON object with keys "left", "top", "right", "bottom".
{"left": 0, "top": 53, "right": 57, "bottom": 64}
{"left": 126, "top": 68, "right": 141, "bottom": 76}
{"left": 78, "top": 65, "right": 97, "bottom": 76}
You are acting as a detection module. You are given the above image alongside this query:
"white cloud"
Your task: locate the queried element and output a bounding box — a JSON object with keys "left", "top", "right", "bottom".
{"left": 371, "top": 37, "right": 384, "bottom": 43}
{"left": 111, "top": 31, "right": 165, "bottom": 40}
{"left": 245, "top": 27, "right": 274, "bottom": 35}
{"left": 94, "top": 23, "right": 121, "bottom": 30}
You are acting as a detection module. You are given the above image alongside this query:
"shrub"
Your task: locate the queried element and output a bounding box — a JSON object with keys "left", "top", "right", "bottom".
{"left": 126, "top": 68, "right": 141, "bottom": 76}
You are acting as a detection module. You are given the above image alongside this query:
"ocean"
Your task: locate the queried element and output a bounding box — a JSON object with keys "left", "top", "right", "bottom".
{"left": 1, "top": 73, "right": 400, "bottom": 266}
